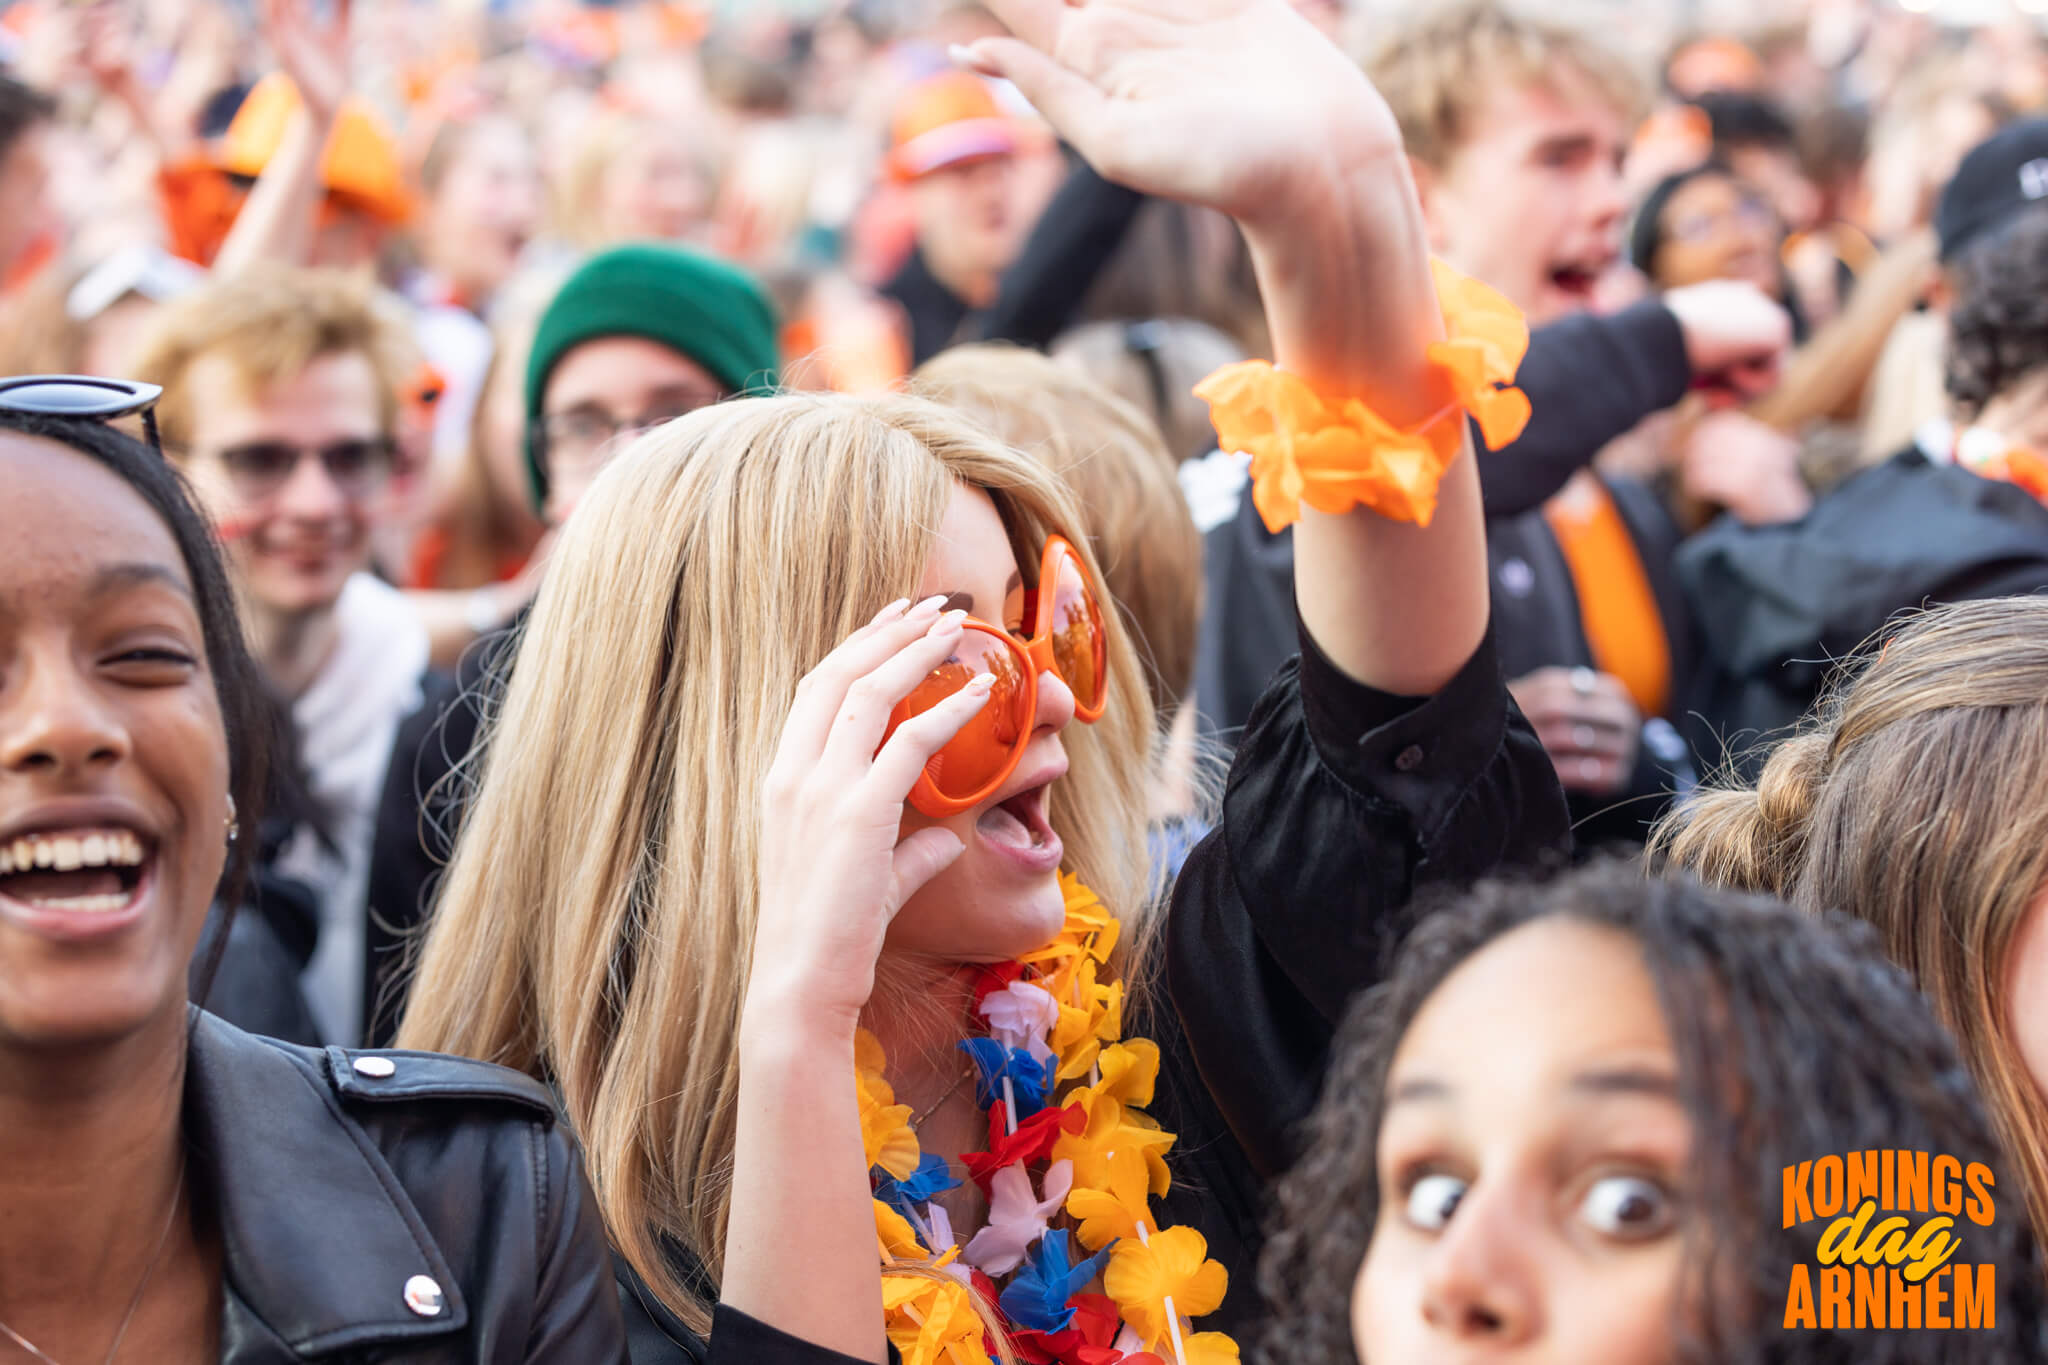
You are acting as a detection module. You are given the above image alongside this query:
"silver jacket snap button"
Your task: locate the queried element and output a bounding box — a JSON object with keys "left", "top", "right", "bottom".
{"left": 352, "top": 1056, "right": 397, "bottom": 1079}
{"left": 403, "top": 1274, "right": 445, "bottom": 1317}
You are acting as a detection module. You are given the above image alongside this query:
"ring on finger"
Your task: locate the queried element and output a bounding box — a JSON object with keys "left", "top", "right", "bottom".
{"left": 1572, "top": 724, "right": 1598, "bottom": 751}
{"left": 1569, "top": 667, "right": 1598, "bottom": 697}
{"left": 1577, "top": 756, "right": 1605, "bottom": 784}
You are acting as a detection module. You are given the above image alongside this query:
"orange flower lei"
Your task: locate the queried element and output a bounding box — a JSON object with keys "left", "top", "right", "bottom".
{"left": 859, "top": 874, "right": 1240, "bottom": 1365}
{"left": 1192, "top": 258, "right": 1532, "bottom": 533}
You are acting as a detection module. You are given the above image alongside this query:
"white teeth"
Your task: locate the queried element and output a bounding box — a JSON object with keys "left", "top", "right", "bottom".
{"left": 26, "top": 892, "right": 129, "bottom": 914}
{"left": 0, "top": 829, "right": 150, "bottom": 879}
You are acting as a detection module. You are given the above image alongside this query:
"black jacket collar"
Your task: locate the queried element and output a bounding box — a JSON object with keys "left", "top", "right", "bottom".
{"left": 182, "top": 1009, "right": 471, "bottom": 1355}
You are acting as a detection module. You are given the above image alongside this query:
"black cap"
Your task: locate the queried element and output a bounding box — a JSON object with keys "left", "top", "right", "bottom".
{"left": 1936, "top": 117, "right": 2048, "bottom": 262}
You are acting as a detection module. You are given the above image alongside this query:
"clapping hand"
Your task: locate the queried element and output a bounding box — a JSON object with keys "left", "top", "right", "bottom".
{"left": 258, "top": 0, "right": 352, "bottom": 125}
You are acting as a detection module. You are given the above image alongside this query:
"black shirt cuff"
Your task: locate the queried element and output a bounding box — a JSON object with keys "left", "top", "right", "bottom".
{"left": 711, "top": 1303, "right": 902, "bottom": 1365}
{"left": 1295, "top": 616, "right": 1511, "bottom": 844}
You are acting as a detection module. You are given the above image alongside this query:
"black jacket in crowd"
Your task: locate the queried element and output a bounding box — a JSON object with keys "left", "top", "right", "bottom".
{"left": 183, "top": 1008, "right": 627, "bottom": 1360}
{"left": 1680, "top": 444, "right": 2048, "bottom": 774}
{"left": 1195, "top": 301, "right": 1698, "bottom": 848}
{"left": 615, "top": 618, "right": 1572, "bottom": 1361}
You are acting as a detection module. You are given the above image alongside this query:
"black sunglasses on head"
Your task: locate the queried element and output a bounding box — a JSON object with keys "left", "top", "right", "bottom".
{"left": 0, "top": 374, "right": 165, "bottom": 454}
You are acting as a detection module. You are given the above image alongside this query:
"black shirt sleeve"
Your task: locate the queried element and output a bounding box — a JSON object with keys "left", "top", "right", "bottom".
{"left": 615, "top": 1261, "right": 905, "bottom": 1365}
{"left": 1477, "top": 298, "right": 1692, "bottom": 518}
{"left": 1165, "top": 618, "right": 1571, "bottom": 1178}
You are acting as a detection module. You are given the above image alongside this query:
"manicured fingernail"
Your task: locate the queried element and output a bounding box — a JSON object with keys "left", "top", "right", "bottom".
{"left": 908, "top": 595, "right": 947, "bottom": 617}
{"left": 947, "top": 42, "right": 979, "bottom": 68}
{"left": 932, "top": 609, "right": 968, "bottom": 633}
{"left": 965, "top": 671, "right": 996, "bottom": 692}
{"left": 876, "top": 597, "right": 911, "bottom": 621}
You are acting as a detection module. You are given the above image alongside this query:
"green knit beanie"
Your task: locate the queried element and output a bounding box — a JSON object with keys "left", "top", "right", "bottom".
{"left": 523, "top": 243, "right": 781, "bottom": 510}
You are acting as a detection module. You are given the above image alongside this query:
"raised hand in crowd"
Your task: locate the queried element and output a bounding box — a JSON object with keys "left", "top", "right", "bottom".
{"left": 213, "top": 0, "right": 356, "bottom": 275}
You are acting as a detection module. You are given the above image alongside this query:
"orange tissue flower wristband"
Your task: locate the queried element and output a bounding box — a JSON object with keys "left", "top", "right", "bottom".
{"left": 1193, "top": 259, "right": 1533, "bottom": 533}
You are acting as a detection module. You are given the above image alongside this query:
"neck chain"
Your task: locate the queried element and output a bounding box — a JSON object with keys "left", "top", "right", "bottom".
{"left": 908, "top": 1064, "right": 974, "bottom": 1131}
{"left": 0, "top": 1161, "right": 185, "bottom": 1365}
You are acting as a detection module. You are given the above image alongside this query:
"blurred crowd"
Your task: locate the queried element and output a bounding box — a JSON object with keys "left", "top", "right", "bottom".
{"left": 10, "top": 0, "right": 2048, "bottom": 1360}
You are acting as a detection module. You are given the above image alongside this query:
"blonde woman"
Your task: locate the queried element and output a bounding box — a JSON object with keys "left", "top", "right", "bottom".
{"left": 402, "top": 2, "right": 1568, "bottom": 1361}
{"left": 1652, "top": 596, "right": 2048, "bottom": 1246}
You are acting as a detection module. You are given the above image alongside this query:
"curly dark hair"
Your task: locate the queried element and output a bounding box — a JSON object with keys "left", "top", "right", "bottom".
{"left": 1259, "top": 860, "right": 2048, "bottom": 1365}
{"left": 1946, "top": 207, "right": 2048, "bottom": 417}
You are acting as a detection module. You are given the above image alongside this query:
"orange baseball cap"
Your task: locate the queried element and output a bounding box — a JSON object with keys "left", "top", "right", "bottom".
{"left": 887, "top": 72, "right": 1019, "bottom": 182}
{"left": 219, "top": 73, "right": 413, "bottom": 224}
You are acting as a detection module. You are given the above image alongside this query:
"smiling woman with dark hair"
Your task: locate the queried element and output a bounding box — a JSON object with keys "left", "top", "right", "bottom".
{"left": 1262, "top": 861, "right": 2048, "bottom": 1365}
{"left": 0, "top": 388, "right": 627, "bottom": 1363}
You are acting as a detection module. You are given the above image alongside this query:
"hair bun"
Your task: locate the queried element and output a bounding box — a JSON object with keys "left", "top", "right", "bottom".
{"left": 1753, "top": 731, "right": 1826, "bottom": 853}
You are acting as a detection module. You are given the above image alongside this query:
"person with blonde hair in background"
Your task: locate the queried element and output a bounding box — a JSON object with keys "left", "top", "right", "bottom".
{"left": 1652, "top": 596, "right": 2048, "bottom": 1248}
{"left": 132, "top": 265, "right": 439, "bottom": 1049}
{"left": 400, "top": 1, "right": 1569, "bottom": 1359}
{"left": 912, "top": 342, "right": 1211, "bottom": 871}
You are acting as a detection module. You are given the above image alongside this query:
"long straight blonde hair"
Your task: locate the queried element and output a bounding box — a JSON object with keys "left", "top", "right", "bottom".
{"left": 398, "top": 392, "right": 1158, "bottom": 1334}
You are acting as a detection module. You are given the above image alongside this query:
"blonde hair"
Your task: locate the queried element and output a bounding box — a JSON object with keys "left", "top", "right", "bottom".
{"left": 398, "top": 392, "right": 1157, "bottom": 1336}
{"left": 130, "top": 264, "right": 419, "bottom": 450}
{"left": 1365, "top": 0, "right": 1649, "bottom": 171}
{"left": 1050, "top": 317, "right": 1246, "bottom": 465}
{"left": 911, "top": 343, "right": 1203, "bottom": 721}
{"left": 1651, "top": 597, "right": 2048, "bottom": 1239}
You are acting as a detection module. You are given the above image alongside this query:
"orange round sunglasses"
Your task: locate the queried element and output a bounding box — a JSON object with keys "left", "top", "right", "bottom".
{"left": 884, "top": 534, "right": 1108, "bottom": 817}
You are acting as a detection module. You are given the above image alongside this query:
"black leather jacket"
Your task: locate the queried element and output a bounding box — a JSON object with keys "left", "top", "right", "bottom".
{"left": 184, "top": 1008, "right": 629, "bottom": 1361}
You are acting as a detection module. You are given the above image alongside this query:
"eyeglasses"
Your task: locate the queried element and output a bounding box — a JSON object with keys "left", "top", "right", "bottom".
{"left": 184, "top": 437, "right": 399, "bottom": 503}
{"left": 534, "top": 397, "right": 719, "bottom": 471}
{"left": 881, "top": 534, "right": 1109, "bottom": 818}
{"left": 0, "top": 374, "right": 165, "bottom": 453}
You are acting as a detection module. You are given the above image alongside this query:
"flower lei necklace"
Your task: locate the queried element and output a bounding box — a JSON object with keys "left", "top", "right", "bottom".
{"left": 858, "top": 874, "right": 1240, "bottom": 1365}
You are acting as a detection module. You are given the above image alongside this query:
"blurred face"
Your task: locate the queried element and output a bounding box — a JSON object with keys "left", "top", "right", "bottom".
{"left": 2002, "top": 884, "right": 2048, "bottom": 1108}
{"left": 1724, "top": 144, "right": 1820, "bottom": 236}
{"left": 1354, "top": 919, "right": 1692, "bottom": 1364}
{"left": 887, "top": 485, "right": 1072, "bottom": 962}
{"left": 602, "top": 130, "right": 708, "bottom": 244}
{"left": 0, "top": 434, "right": 228, "bottom": 1050}
{"left": 1652, "top": 172, "right": 1783, "bottom": 297}
{"left": 427, "top": 117, "right": 541, "bottom": 304}
{"left": 178, "top": 350, "right": 388, "bottom": 620}
{"left": 0, "top": 125, "right": 54, "bottom": 276}
{"left": 539, "top": 336, "right": 724, "bottom": 527}
{"left": 911, "top": 155, "right": 1023, "bottom": 299}
{"left": 1423, "top": 76, "right": 1630, "bottom": 327}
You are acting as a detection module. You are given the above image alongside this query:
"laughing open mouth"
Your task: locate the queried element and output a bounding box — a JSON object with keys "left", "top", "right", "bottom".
{"left": 0, "top": 829, "right": 151, "bottom": 913}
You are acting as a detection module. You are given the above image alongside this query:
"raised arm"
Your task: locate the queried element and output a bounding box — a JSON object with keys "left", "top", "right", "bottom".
{"left": 963, "top": 0, "right": 1482, "bottom": 695}
{"left": 213, "top": 0, "right": 351, "bottom": 276}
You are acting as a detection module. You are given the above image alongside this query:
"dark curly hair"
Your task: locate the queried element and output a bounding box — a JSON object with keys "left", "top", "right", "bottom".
{"left": 1946, "top": 208, "right": 2048, "bottom": 417}
{"left": 1259, "top": 860, "right": 2047, "bottom": 1364}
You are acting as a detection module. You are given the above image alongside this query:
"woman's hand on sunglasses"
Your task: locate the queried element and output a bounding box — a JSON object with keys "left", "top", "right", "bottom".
{"left": 747, "top": 596, "right": 998, "bottom": 1034}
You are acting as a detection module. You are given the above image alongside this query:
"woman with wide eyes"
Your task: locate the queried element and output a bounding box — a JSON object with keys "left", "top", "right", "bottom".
{"left": 401, "top": 2, "right": 1568, "bottom": 1362}
{"left": 1262, "top": 862, "right": 2048, "bottom": 1365}
{"left": 0, "top": 391, "right": 627, "bottom": 1362}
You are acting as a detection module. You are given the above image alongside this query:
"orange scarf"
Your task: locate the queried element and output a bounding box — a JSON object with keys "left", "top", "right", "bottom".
{"left": 1543, "top": 476, "right": 1671, "bottom": 719}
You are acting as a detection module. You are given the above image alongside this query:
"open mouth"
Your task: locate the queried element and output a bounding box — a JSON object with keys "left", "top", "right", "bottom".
{"left": 0, "top": 828, "right": 152, "bottom": 914}
{"left": 1549, "top": 263, "right": 1601, "bottom": 299}
{"left": 978, "top": 783, "right": 1055, "bottom": 851}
